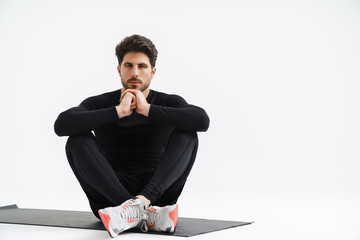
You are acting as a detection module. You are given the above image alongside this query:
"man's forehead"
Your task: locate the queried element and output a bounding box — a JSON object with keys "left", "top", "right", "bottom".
{"left": 123, "top": 52, "right": 150, "bottom": 64}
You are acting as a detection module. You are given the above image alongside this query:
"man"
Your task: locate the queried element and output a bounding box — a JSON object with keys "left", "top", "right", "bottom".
{"left": 54, "top": 34, "right": 209, "bottom": 237}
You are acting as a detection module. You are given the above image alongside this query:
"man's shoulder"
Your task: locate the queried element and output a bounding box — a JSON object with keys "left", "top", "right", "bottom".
{"left": 151, "top": 89, "right": 184, "bottom": 100}
{"left": 150, "top": 89, "right": 187, "bottom": 106}
{"left": 84, "top": 89, "right": 120, "bottom": 100}
{"left": 88, "top": 89, "right": 120, "bottom": 99}
{"left": 81, "top": 89, "right": 120, "bottom": 108}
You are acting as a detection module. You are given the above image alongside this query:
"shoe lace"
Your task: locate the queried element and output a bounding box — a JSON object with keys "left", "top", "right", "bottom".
{"left": 146, "top": 207, "right": 161, "bottom": 228}
{"left": 140, "top": 206, "right": 153, "bottom": 233}
{"left": 118, "top": 200, "right": 148, "bottom": 229}
{"left": 140, "top": 219, "right": 148, "bottom": 232}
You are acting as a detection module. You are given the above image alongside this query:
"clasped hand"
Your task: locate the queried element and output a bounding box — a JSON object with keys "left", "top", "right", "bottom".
{"left": 115, "top": 89, "right": 150, "bottom": 118}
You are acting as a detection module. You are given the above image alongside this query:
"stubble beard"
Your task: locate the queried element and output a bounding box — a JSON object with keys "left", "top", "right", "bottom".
{"left": 122, "top": 77, "right": 150, "bottom": 92}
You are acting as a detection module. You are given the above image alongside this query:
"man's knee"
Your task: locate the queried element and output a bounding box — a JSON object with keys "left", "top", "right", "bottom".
{"left": 172, "top": 129, "right": 198, "bottom": 146}
{"left": 65, "top": 133, "right": 94, "bottom": 152}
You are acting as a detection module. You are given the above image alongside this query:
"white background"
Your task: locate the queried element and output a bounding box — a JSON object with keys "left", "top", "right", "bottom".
{"left": 0, "top": 0, "right": 359, "bottom": 239}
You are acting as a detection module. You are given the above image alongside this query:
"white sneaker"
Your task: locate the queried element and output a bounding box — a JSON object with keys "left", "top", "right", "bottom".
{"left": 98, "top": 198, "right": 148, "bottom": 238}
{"left": 146, "top": 204, "right": 178, "bottom": 233}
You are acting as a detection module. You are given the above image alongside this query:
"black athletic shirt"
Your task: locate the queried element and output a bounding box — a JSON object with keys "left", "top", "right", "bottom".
{"left": 54, "top": 89, "right": 209, "bottom": 173}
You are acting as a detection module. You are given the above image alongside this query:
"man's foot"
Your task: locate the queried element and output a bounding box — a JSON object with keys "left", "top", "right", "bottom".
{"left": 146, "top": 204, "right": 178, "bottom": 233}
{"left": 98, "top": 198, "right": 148, "bottom": 238}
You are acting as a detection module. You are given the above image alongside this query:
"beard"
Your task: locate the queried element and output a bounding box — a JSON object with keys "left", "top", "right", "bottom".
{"left": 122, "top": 77, "right": 150, "bottom": 92}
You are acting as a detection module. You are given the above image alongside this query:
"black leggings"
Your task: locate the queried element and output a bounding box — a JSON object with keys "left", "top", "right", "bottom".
{"left": 65, "top": 129, "right": 198, "bottom": 219}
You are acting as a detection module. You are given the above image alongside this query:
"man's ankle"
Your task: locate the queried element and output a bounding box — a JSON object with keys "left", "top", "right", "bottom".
{"left": 135, "top": 195, "right": 151, "bottom": 209}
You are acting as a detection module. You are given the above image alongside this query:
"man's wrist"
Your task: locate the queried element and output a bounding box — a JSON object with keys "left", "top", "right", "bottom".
{"left": 142, "top": 103, "right": 150, "bottom": 117}
{"left": 116, "top": 105, "right": 128, "bottom": 118}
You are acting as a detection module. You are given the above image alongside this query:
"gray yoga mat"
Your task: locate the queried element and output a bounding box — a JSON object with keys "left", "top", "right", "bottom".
{"left": 0, "top": 204, "right": 252, "bottom": 237}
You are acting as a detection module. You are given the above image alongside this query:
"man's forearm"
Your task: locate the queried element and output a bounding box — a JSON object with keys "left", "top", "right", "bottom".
{"left": 148, "top": 104, "right": 210, "bottom": 132}
{"left": 54, "top": 106, "right": 119, "bottom": 136}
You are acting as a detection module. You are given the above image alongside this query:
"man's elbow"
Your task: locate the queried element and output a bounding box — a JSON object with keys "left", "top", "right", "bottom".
{"left": 54, "top": 114, "right": 68, "bottom": 137}
{"left": 200, "top": 115, "right": 210, "bottom": 132}
{"left": 54, "top": 121, "right": 64, "bottom": 136}
{"left": 195, "top": 111, "right": 210, "bottom": 132}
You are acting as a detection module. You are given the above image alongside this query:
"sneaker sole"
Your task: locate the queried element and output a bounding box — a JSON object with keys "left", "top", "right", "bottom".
{"left": 98, "top": 209, "right": 117, "bottom": 238}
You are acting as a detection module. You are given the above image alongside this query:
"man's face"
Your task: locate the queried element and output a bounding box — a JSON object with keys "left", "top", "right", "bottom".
{"left": 118, "top": 52, "right": 156, "bottom": 92}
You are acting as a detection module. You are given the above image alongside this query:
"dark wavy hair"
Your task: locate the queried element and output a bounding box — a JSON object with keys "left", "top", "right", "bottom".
{"left": 115, "top": 34, "right": 158, "bottom": 68}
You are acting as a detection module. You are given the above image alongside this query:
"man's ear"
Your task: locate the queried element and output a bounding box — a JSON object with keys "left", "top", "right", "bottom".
{"left": 151, "top": 67, "right": 156, "bottom": 79}
{"left": 117, "top": 65, "right": 121, "bottom": 76}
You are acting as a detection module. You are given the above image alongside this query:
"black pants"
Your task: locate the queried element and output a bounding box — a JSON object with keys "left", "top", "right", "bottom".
{"left": 65, "top": 129, "right": 198, "bottom": 219}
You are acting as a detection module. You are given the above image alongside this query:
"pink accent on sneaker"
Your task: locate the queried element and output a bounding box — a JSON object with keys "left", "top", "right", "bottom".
{"left": 169, "top": 204, "right": 178, "bottom": 227}
{"left": 148, "top": 222, "right": 156, "bottom": 227}
{"left": 122, "top": 202, "right": 131, "bottom": 210}
{"left": 147, "top": 207, "right": 157, "bottom": 213}
{"left": 98, "top": 210, "right": 111, "bottom": 232}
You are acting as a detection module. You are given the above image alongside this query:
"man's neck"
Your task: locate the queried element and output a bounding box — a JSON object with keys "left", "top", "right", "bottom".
{"left": 142, "top": 88, "right": 150, "bottom": 98}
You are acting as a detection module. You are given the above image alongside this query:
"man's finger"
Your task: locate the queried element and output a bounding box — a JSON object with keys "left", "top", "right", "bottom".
{"left": 120, "top": 91, "right": 129, "bottom": 102}
{"left": 124, "top": 89, "right": 140, "bottom": 94}
{"left": 122, "top": 89, "right": 141, "bottom": 99}
{"left": 120, "top": 91, "right": 135, "bottom": 102}
{"left": 120, "top": 92, "right": 135, "bottom": 102}
{"left": 122, "top": 89, "right": 139, "bottom": 95}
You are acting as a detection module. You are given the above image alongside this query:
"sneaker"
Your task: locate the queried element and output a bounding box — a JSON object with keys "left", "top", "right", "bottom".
{"left": 98, "top": 198, "right": 148, "bottom": 238}
{"left": 146, "top": 204, "right": 178, "bottom": 233}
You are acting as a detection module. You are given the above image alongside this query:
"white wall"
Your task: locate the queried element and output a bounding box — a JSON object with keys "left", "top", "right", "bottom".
{"left": 1, "top": 0, "right": 359, "bottom": 238}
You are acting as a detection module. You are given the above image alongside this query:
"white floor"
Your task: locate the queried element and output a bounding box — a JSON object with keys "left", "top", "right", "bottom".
{"left": 1, "top": 193, "right": 359, "bottom": 240}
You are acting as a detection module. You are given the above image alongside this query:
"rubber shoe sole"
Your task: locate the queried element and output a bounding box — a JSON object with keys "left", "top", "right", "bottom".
{"left": 98, "top": 209, "right": 117, "bottom": 238}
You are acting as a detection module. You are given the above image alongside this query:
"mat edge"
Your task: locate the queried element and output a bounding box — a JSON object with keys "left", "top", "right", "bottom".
{"left": 0, "top": 204, "right": 18, "bottom": 210}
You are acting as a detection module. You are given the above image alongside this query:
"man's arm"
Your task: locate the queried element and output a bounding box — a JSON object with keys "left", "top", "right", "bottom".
{"left": 54, "top": 93, "right": 136, "bottom": 136}
{"left": 149, "top": 103, "right": 210, "bottom": 132}
{"left": 122, "top": 89, "right": 210, "bottom": 132}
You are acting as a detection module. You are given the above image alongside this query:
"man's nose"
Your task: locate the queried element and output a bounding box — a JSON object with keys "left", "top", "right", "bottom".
{"left": 131, "top": 67, "right": 139, "bottom": 78}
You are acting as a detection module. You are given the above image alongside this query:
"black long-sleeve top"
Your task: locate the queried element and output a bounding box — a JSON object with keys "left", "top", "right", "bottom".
{"left": 54, "top": 89, "right": 209, "bottom": 173}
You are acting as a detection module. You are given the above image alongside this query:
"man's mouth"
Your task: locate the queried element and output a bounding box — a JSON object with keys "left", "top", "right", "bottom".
{"left": 127, "top": 78, "right": 142, "bottom": 84}
{"left": 129, "top": 81, "right": 140, "bottom": 85}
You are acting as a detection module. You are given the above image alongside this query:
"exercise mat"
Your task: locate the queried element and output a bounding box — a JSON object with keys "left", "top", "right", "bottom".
{"left": 0, "top": 204, "right": 252, "bottom": 237}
